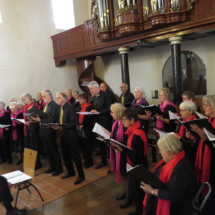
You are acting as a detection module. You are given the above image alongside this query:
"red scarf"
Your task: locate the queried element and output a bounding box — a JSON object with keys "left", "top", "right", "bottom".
{"left": 0, "top": 109, "right": 7, "bottom": 139}
{"left": 178, "top": 114, "right": 196, "bottom": 137}
{"left": 23, "top": 102, "right": 35, "bottom": 136}
{"left": 10, "top": 110, "right": 22, "bottom": 141}
{"left": 195, "top": 117, "right": 215, "bottom": 197}
{"left": 78, "top": 102, "right": 92, "bottom": 125}
{"left": 124, "top": 121, "right": 148, "bottom": 166}
{"left": 143, "top": 150, "right": 185, "bottom": 215}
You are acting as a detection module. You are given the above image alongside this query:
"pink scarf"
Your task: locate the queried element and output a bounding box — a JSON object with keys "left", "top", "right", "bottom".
{"left": 10, "top": 110, "right": 22, "bottom": 141}
{"left": 110, "top": 120, "right": 124, "bottom": 183}
{"left": 156, "top": 100, "right": 176, "bottom": 130}
{"left": 0, "top": 109, "right": 7, "bottom": 138}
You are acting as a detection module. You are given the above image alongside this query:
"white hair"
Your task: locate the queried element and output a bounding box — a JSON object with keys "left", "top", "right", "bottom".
{"left": 180, "top": 101, "right": 197, "bottom": 113}
{"left": 20, "top": 92, "right": 32, "bottom": 101}
{"left": 134, "top": 86, "right": 146, "bottom": 98}
{"left": 42, "top": 89, "right": 53, "bottom": 99}
{"left": 9, "top": 97, "right": 17, "bottom": 102}
{"left": 88, "top": 81, "right": 99, "bottom": 88}
{"left": 9, "top": 102, "right": 18, "bottom": 108}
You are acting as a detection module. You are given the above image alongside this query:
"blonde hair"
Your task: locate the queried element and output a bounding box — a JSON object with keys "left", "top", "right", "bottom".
{"left": 157, "top": 135, "right": 182, "bottom": 154}
{"left": 110, "top": 103, "right": 126, "bottom": 120}
{"left": 160, "top": 88, "right": 171, "bottom": 99}
{"left": 203, "top": 95, "right": 215, "bottom": 110}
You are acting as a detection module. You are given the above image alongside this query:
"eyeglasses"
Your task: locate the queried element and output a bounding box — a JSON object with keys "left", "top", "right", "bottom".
{"left": 122, "top": 118, "right": 129, "bottom": 122}
{"left": 180, "top": 109, "right": 188, "bottom": 112}
{"left": 202, "top": 103, "right": 211, "bottom": 107}
{"left": 55, "top": 97, "right": 63, "bottom": 100}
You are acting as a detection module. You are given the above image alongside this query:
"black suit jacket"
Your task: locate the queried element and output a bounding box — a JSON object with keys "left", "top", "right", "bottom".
{"left": 106, "top": 91, "right": 117, "bottom": 104}
{"left": 92, "top": 90, "right": 112, "bottom": 115}
{"left": 68, "top": 96, "right": 75, "bottom": 104}
{"left": 41, "top": 100, "right": 59, "bottom": 125}
{"left": 119, "top": 90, "right": 135, "bottom": 106}
{"left": 59, "top": 102, "right": 77, "bottom": 131}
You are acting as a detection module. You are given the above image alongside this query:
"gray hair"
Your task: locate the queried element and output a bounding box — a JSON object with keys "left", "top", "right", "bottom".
{"left": 20, "top": 93, "right": 32, "bottom": 101}
{"left": 9, "top": 102, "right": 18, "bottom": 108}
{"left": 42, "top": 89, "right": 53, "bottom": 99}
{"left": 9, "top": 97, "right": 17, "bottom": 102}
{"left": 134, "top": 86, "right": 146, "bottom": 98}
{"left": 203, "top": 95, "right": 215, "bottom": 110}
{"left": 73, "top": 90, "right": 79, "bottom": 95}
{"left": 161, "top": 88, "right": 171, "bottom": 99}
{"left": 88, "top": 81, "right": 99, "bottom": 88}
{"left": 17, "top": 99, "right": 24, "bottom": 105}
{"left": 180, "top": 101, "right": 197, "bottom": 114}
{"left": 182, "top": 91, "right": 195, "bottom": 100}
{"left": 158, "top": 135, "right": 182, "bottom": 154}
{"left": 0, "top": 101, "right": 5, "bottom": 107}
{"left": 56, "top": 92, "right": 67, "bottom": 99}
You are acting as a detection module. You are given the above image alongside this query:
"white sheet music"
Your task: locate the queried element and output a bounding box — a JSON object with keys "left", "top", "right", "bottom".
{"left": 203, "top": 128, "right": 215, "bottom": 141}
{"left": 92, "top": 123, "right": 110, "bottom": 139}
{"left": 77, "top": 112, "right": 100, "bottom": 115}
{"left": 195, "top": 111, "right": 208, "bottom": 119}
{"left": 11, "top": 118, "right": 26, "bottom": 124}
{"left": 2, "top": 170, "right": 32, "bottom": 185}
{"left": 0, "top": 124, "right": 10, "bottom": 128}
{"left": 168, "top": 111, "right": 181, "bottom": 120}
{"left": 154, "top": 129, "right": 173, "bottom": 138}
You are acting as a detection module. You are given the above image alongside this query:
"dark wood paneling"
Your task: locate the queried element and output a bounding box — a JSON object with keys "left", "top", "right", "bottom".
{"left": 51, "top": 0, "right": 215, "bottom": 66}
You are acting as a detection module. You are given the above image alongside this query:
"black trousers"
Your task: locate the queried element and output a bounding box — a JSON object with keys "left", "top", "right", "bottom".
{"left": 0, "top": 132, "right": 12, "bottom": 162}
{"left": 0, "top": 176, "right": 13, "bottom": 205}
{"left": 129, "top": 176, "right": 145, "bottom": 215}
{"left": 95, "top": 116, "right": 111, "bottom": 163}
{"left": 39, "top": 128, "right": 62, "bottom": 171}
{"left": 61, "top": 130, "right": 84, "bottom": 178}
{"left": 82, "top": 127, "right": 93, "bottom": 165}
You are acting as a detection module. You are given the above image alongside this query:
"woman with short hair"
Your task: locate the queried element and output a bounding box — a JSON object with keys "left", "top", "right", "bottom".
{"left": 21, "top": 92, "right": 41, "bottom": 169}
{"left": 77, "top": 93, "right": 94, "bottom": 168}
{"left": 190, "top": 95, "right": 215, "bottom": 215}
{"left": 172, "top": 101, "right": 199, "bottom": 166}
{"left": 111, "top": 108, "right": 148, "bottom": 215}
{"left": 9, "top": 102, "right": 24, "bottom": 165}
{"left": 147, "top": 88, "right": 176, "bottom": 133}
{"left": 131, "top": 87, "right": 149, "bottom": 133}
{"left": 141, "top": 135, "right": 195, "bottom": 215}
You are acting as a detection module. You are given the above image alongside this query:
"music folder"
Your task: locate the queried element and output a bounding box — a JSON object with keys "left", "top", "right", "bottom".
{"left": 123, "top": 102, "right": 132, "bottom": 108}
{"left": 139, "top": 104, "right": 163, "bottom": 116}
{"left": 24, "top": 110, "right": 49, "bottom": 119}
{"left": 127, "top": 164, "right": 166, "bottom": 189}
{"left": 181, "top": 118, "right": 215, "bottom": 139}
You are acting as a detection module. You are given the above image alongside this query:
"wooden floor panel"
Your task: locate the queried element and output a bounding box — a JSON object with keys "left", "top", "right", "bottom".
{"left": 28, "top": 174, "right": 136, "bottom": 215}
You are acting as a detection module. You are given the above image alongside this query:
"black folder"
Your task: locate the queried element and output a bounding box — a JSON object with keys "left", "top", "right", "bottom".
{"left": 24, "top": 110, "right": 49, "bottom": 120}
{"left": 103, "top": 139, "right": 132, "bottom": 150}
{"left": 128, "top": 164, "right": 166, "bottom": 189}
{"left": 181, "top": 118, "right": 215, "bottom": 139}
{"left": 123, "top": 102, "right": 132, "bottom": 108}
{"left": 139, "top": 105, "right": 163, "bottom": 116}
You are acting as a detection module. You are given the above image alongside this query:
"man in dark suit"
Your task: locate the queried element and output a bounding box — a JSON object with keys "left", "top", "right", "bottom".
{"left": 65, "top": 89, "right": 75, "bottom": 104}
{"left": 31, "top": 90, "right": 63, "bottom": 177}
{"left": 88, "top": 81, "right": 112, "bottom": 169}
{"left": 100, "top": 82, "right": 118, "bottom": 104}
{"left": 119, "top": 83, "right": 134, "bottom": 107}
{"left": 53, "top": 92, "right": 85, "bottom": 185}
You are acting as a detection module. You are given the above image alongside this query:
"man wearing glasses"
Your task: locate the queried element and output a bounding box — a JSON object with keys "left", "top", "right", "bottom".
{"left": 31, "top": 89, "right": 63, "bottom": 177}
{"left": 53, "top": 92, "right": 85, "bottom": 185}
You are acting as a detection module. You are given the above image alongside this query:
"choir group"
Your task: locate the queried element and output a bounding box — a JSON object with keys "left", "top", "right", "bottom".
{"left": 0, "top": 80, "right": 214, "bottom": 215}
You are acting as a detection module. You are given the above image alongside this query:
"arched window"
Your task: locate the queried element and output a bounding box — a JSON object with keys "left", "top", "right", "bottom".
{"left": 51, "top": 0, "right": 75, "bottom": 30}
{"left": 162, "top": 51, "right": 207, "bottom": 98}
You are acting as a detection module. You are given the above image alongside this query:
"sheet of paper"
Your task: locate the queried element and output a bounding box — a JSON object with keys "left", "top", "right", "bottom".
{"left": 77, "top": 112, "right": 100, "bottom": 115}
{"left": 203, "top": 128, "right": 215, "bottom": 141}
{"left": 7, "top": 174, "right": 32, "bottom": 184}
{"left": 11, "top": 118, "right": 26, "bottom": 124}
{"left": 0, "top": 124, "right": 10, "bottom": 128}
{"left": 195, "top": 111, "right": 208, "bottom": 119}
{"left": 2, "top": 170, "right": 24, "bottom": 179}
{"left": 154, "top": 129, "right": 173, "bottom": 138}
{"left": 168, "top": 111, "right": 181, "bottom": 120}
{"left": 92, "top": 123, "right": 110, "bottom": 139}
